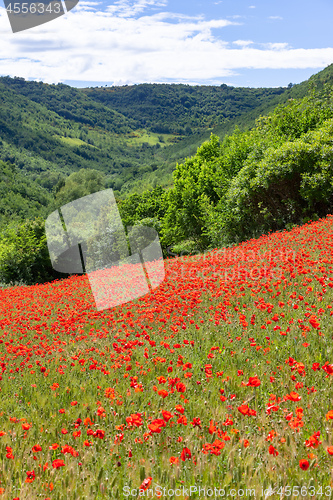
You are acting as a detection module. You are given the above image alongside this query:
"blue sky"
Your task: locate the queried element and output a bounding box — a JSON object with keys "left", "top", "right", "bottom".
{"left": 0, "top": 0, "right": 332, "bottom": 88}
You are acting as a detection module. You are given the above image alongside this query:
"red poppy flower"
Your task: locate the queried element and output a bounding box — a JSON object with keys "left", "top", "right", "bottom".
{"left": 238, "top": 404, "right": 249, "bottom": 416}
{"left": 268, "top": 445, "right": 278, "bottom": 456}
{"left": 94, "top": 429, "right": 105, "bottom": 439}
{"left": 62, "top": 445, "right": 79, "bottom": 457}
{"left": 126, "top": 413, "right": 143, "bottom": 428}
{"left": 148, "top": 419, "right": 166, "bottom": 433}
{"left": 52, "top": 459, "right": 65, "bottom": 469}
{"left": 285, "top": 392, "right": 301, "bottom": 402}
{"left": 177, "top": 415, "right": 187, "bottom": 425}
{"left": 191, "top": 417, "right": 201, "bottom": 428}
{"left": 176, "top": 382, "right": 186, "bottom": 393}
{"left": 299, "top": 459, "right": 309, "bottom": 471}
{"left": 157, "top": 390, "right": 169, "bottom": 399}
{"left": 139, "top": 477, "right": 152, "bottom": 491}
{"left": 246, "top": 376, "right": 261, "bottom": 387}
{"left": 25, "top": 470, "right": 35, "bottom": 483}
{"left": 180, "top": 447, "right": 191, "bottom": 461}
{"left": 161, "top": 410, "right": 173, "bottom": 422}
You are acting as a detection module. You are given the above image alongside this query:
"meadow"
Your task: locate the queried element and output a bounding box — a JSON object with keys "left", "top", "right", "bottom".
{"left": 1, "top": 215, "right": 333, "bottom": 499}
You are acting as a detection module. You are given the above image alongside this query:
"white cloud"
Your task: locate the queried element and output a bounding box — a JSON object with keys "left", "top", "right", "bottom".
{"left": 264, "top": 42, "right": 290, "bottom": 50}
{"left": 76, "top": 2, "right": 101, "bottom": 12}
{"left": 106, "top": 0, "right": 167, "bottom": 17}
{"left": 0, "top": 2, "right": 332, "bottom": 85}
{"left": 268, "top": 16, "right": 283, "bottom": 20}
{"left": 233, "top": 40, "right": 253, "bottom": 47}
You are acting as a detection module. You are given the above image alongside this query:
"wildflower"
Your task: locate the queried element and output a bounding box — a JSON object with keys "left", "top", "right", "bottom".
{"left": 148, "top": 419, "right": 166, "bottom": 433}
{"left": 176, "top": 382, "right": 186, "bottom": 393}
{"left": 180, "top": 447, "right": 191, "bottom": 461}
{"left": 305, "top": 431, "right": 321, "bottom": 449}
{"left": 177, "top": 415, "right": 187, "bottom": 425}
{"left": 94, "top": 429, "right": 105, "bottom": 439}
{"left": 191, "top": 417, "right": 202, "bottom": 428}
{"left": 246, "top": 376, "right": 261, "bottom": 387}
{"left": 25, "top": 470, "right": 35, "bottom": 483}
{"left": 238, "top": 404, "right": 250, "bottom": 416}
{"left": 84, "top": 417, "right": 94, "bottom": 426}
{"left": 299, "top": 459, "right": 309, "bottom": 471}
{"left": 157, "top": 390, "right": 168, "bottom": 399}
{"left": 52, "top": 459, "right": 65, "bottom": 469}
{"left": 61, "top": 445, "right": 79, "bottom": 457}
{"left": 285, "top": 392, "right": 301, "bottom": 402}
{"left": 161, "top": 410, "right": 173, "bottom": 422}
{"left": 268, "top": 445, "right": 278, "bottom": 456}
{"left": 97, "top": 406, "right": 106, "bottom": 417}
{"left": 126, "top": 413, "right": 143, "bottom": 428}
{"left": 139, "top": 477, "right": 152, "bottom": 491}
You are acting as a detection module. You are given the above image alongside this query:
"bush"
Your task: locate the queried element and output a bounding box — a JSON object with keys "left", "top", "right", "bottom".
{"left": 0, "top": 217, "right": 62, "bottom": 285}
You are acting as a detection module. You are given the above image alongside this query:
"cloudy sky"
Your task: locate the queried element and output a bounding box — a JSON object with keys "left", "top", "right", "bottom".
{"left": 0, "top": 0, "right": 332, "bottom": 88}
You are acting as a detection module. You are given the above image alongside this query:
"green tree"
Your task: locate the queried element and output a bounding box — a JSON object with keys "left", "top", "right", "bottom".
{"left": 0, "top": 217, "right": 60, "bottom": 285}
{"left": 54, "top": 168, "right": 105, "bottom": 207}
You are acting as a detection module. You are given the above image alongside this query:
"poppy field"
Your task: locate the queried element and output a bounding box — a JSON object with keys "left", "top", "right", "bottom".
{"left": 1, "top": 216, "right": 333, "bottom": 499}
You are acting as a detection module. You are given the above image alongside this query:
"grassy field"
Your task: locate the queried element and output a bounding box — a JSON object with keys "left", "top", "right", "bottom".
{"left": 124, "top": 130, "right": 182, "bottom": 148}
{"left": 1, "top": 216, "right": 333, "bottom": 498}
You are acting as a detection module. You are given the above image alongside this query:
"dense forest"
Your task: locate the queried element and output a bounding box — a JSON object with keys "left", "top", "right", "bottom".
{"left": 83, "top": 83, "right": 286, "bottom": 135}
{"left": 2, "top": 64, "right": 333, "bottom": 285}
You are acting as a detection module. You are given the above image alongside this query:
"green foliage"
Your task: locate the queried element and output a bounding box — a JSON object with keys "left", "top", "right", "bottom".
{"left": 162, "top": 134, "right": 222, "bottom": 251}
{"left": 164, "top": 85, "right": 333, "bottom": 249}
{"left": 54, "top": 168, "right": 105, "bottom": 207}
{"left": 83, "top": 82, "right": 286, "bottom": 136}
{"left": 0, "top": 160, "right": 52, "bottom": 228}
{"left": 117, "top": 186, "right": 167, "bottom": 229}
{"left": 0, "top": 217, "right": 59, "bottom": 285}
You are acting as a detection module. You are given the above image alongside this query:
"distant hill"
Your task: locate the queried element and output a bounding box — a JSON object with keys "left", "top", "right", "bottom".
{"left": 82, "top": 83, "right": 286, "bottom": 135}
{"left": 1, "top": 64, "right": 333, "bottom": 226}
